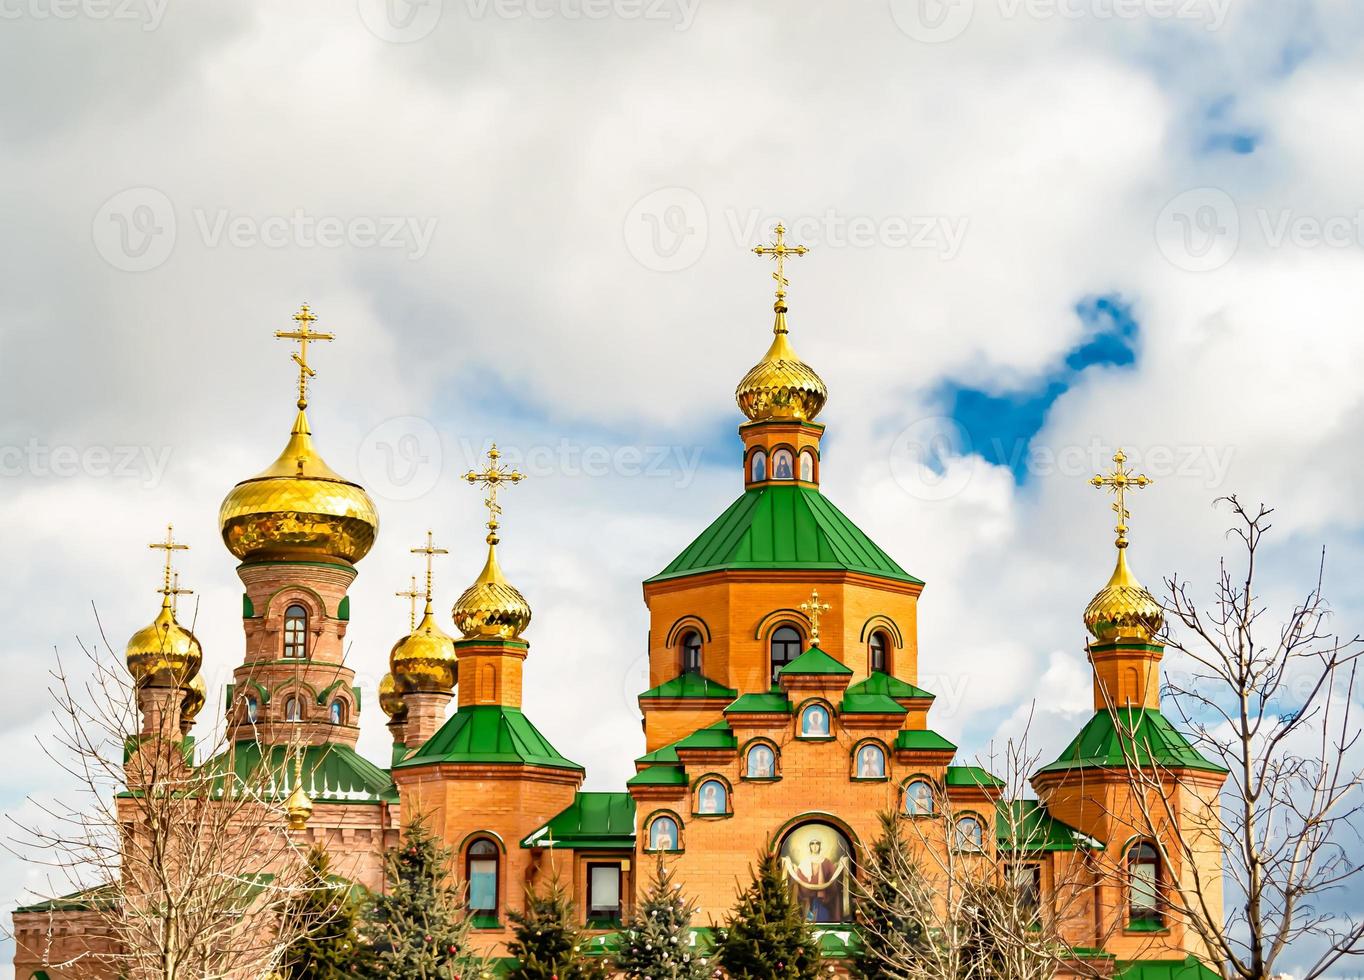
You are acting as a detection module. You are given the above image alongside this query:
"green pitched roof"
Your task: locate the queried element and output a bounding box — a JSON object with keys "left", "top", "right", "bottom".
{"left": 945, "top": 765, "right": 1004, "bottom": 789}
{"left": 639, "top": 672, "right": 737, "bottom": 700}
{"left": 1115, "top": 957, "right": 1222, "bottom": 980}
{"left": 895, "top": 729, "right": 957, "bottom": 752}
{"left": 1038, "top": 708, "right": 1227, "bottom": 776}
{"left": 996, "top": 800, "right": 1102, "bottom": 852}
{"left": 15, "top": 885, "right": 116, "bottom": 914}
{"left": 627, "top": 764, "right": 688, "bottom": 787}
{"left": 779, "top": 645, "right": 854, "bottom": 677}
{"left": 845, "top": 672, "right": 935, "bottom": 701}
{"left": 674, "top": 719, "right": 738, "bottom": 752}
{"left": 841, "top": 692, "right": 907, "bottom": 714}
{"left": 725, "top": 691, "right": 792, "bottom": 714}
{"left": 648, "top": 485, "right": 921, "bottom": 584}
{"left": 201, "top": 741, "right": 397, "bottom": 803}
{"left": 521, "top": 792, "right": 636, "bottom": 850}
{"left": 396, "top": 705, "right": 582, "bottom": 772}
{"left": 636, "top": 742, "right": 682, "bottom": 765}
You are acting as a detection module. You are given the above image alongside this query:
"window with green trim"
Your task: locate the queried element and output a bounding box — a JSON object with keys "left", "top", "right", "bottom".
{"left": 953, "top": 814, "right": 984, "bottom": 851}
{"left": 903, "top": 778, "right": 935, "bottom": 816}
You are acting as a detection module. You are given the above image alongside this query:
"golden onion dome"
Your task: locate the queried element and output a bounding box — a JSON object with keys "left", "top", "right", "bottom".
{"left": 452, "top": 537, "right": 532, "bottom": 640}
{"left": 126, "top": 595, "right": 203, "bottom": 687}
{"left": 378, "top": 672, "right": 408, "bottom": 721}
{"left": 219, "top": 409, "right": 379, "bottom": 565}
{"left": 180, "top": 673, "right": 207, "bottom": 724}
{"left": 735, "top": 310, "right": 828, "bottom": 422}
{"left": 390, "top": 603, "right": 458, "bottom": 693}
{"left": 1084, "top": 547, "right": 1165, "bottom": 643}
{"left": 284, "top": 781, "right": 313, "bottom": 831}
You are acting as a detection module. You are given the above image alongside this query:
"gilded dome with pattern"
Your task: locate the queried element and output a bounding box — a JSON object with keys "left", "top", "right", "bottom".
{"left": 219, "top": 410, "right": 379, "bottom": 565}
{"left": 390, "top": 605, "right": 458, "bottom": 693}
{"left": 378, "top": 672, "right": 408, "bottom": 721}
{"left": 452, "top": 541, "right": 532, "bottom": 640}
{"left": 735, "top": 321, "right": 827, "bottom": 422}
{"left": 1084, "top": 548, "right": 1165, "bottom": 643}
{"left": 126, "top": 597, "right": 203, "bottom": 687}
{"left": 180, "top": 673, "right": 207, "bottom": 724}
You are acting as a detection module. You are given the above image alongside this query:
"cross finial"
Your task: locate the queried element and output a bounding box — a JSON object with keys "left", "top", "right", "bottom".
{"left": 395, "top": 575, "right": 422, "bottom": 632}
{"left": 1090, "top": 449, "right": 1153, "bottom": 549}
{"left": 463, "top": 444, "right": 526, "bottom": 545}
{"left": 274, "top": 304, "right": 335, "bottom": 410}
{"left": 752, "top": 222, "right": 809, "bottom": 321}
{"left": 799, "top": 588, "right": 832, "bottom": 648}
{"left": 148, "top": 523, "right": 192, "bottom": 600}
{"left": 410, "top": 531, "right": 448, "bottom": 607}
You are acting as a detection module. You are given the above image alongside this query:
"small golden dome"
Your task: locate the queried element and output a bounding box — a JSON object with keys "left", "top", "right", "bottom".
{"left": 1084, "top": 547, "right": 1165, "bottom": 643}
{"left": 735, "top": 314, "right": 827, "bottom": 422}
{"left": 378, "top": 672, "right": 408, "bottom": 721}
{"left": 180, "top": 673, "right": 207, "bottom": 724}
{"left": 219, "top": 410, "right": 379, "bottom": 565}
{"left": 391, "top": 603, "right": 458, "bottom": 692}
{"left": 126, "top": 596, "right": 203, "bottom": 687}
{"left": 452, "top": 538, "right": 531, "bottom": 640}
{"left": 284, "top": 780, "right": 313, "bottom": 831}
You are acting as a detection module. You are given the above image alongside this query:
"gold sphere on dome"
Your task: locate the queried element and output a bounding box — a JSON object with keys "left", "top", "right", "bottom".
{"left": 1084, "top": 548, "right": 1165, "bottom": 643}
{"left": 390, "top": 606, "right": 458, "bottom": 693}
{"left": 452, "top": 541, "right": 531, "bottom": 640}
{"left": 219, "top": 410, "right": 379, "bottom": 565}
{"left": 126, "top": 597, "right": 203, "bottom": 687}
{"left": 735, "top": 327, "right": 828, "bottom": 422}
{"left": 378, "top": 672, "right": 408, "bottom": 721}
{"left": 180, "top": 673, "right": 207, "bottom": 724}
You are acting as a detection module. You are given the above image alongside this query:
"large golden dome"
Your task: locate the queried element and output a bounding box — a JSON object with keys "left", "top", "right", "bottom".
{"left": 453, "top": 538, "right": 532, "bottom": 640}
{"left": 735, "top": 313, "right": 827, "bottom": 422}
{"left": 1084, "top": 547, "right": 1164, "bottom": 643}
{"left": 391, "top": 603, "right": 458, "bottom": 692}
{"left": 219, "top": 409, "right": 379, "bottom": 565}
{"left": 126, "top": 596, "right": 203, "bottom": 687}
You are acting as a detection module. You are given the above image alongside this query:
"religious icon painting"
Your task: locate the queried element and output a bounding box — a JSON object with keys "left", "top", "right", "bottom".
{"left": 746, "top": 743, "right": 777, "bottom": 779}
{"left": 779, "top": 822, "right": 854, "bottom": 923}
{"left": 854, "top": 743, "right": 886, "bottom": 779}
{"left": 799, "top": 703, "right": 831, "bottom": 738}
{"left": 772, "top": 448, "right": 794, "bottom": 479}
{"left": 695, "top": 778, "right": 728, "bottom": 815}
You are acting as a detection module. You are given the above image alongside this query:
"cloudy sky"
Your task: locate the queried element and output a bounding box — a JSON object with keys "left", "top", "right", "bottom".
{"left": 3, "top": 0, "right": 1364, "bottom": 972}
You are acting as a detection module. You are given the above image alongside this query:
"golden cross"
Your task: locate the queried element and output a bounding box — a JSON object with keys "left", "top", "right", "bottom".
{"left": 463, "top": 444, "right": 526, "bottom": 543}
{"left": 148, "top": 523, "right": 191, "bottom": 598}
{"left": 274, "top": 304, "right": 335, "bottom": 410}
{"left": 752, "top": 222, "right": 809, "bottom": 312}
{"left": 410, "top": 531, "right": 448, "bottom": 604}
{"left": 799, "top": 588, "right": 832, "bottom": 647}
{"left": 1090, "top": 449, "right": 1153, "bottom": 549}
{"left": 395, "top": 575, "right": 422, "bottom": 632}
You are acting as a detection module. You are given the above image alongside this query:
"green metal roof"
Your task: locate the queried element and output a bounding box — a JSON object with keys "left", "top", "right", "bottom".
{"left": 201, "top": 741, "right": 397, "bottom": 803}
{"left": 15, "top": 885, "right": 115, "bottom": 914}
{"left": 725, "top": 690, "right": 792, "bottom": 713}
{"left": 996, "top": 800, "right": 1102, "bottom": 852}
{"left": 1115, "top": 957, "right": 1222, "bottom": 980}
{"left": 627, "top": 764, "right": 689, "bottom": 787}
{"left": 779, "top": 645, "right": 853, "bottom": 677}
{"left": 648, "top": 485, "right": 921, "bottom": 584}
{"left": 636, "top": 742, "right": 682, "bottom": 765}
{"left": 521, "top": 792, "right": 636, "bottom": 850}
{"left": 895, "top": 729, "right": 957, "bottom": 752}
{"left": 841, "top": 692, "right": 907, "bottom": 714}
{"left": 945, "top": 765, "right": 1004, "bottom": 789}
{"left": 639, "top": 672, "right": 737, "bottom": 700}
{"left": 674, "top": 719, "right": 738, "bottom": 752}
{"left": 845, "top": 671, "right": 935, "bottom": 701}
{"left": 396, "top": 705, "right": 583, "bottom": 772}
{"left": 1038, "top": 708, "right": 1227, "bottom": 776}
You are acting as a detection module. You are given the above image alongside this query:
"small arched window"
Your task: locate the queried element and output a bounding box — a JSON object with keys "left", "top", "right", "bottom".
{"left": 283, "top": 604, "right": 308, "bottom": 659}
{"left": 284, "top": 696, "right": 301, "bottom": 723}
{"left": 245, "top": 695, "right": 259, "bottom": 725}
{"left": 854, "top": 743, "right": 886, "bottom": 779}
{"left": 681, "top": 630, "right": 702, "bottom": 675}
{"left": 329, "top": 699, "right": 345, "bottom": 725}
{"left": 954, "top": 815, "right": 985, "bottom": 852}
{"left": 750, "top": 450, "right": 767, "bottom": 482}
{"left": 770, "top": 625, "right": 803, "bottom": 683}
{"left": 869, "top": 631, "right": 888, "bottom": 674}
{"left": 904, "top": 779, "right": 934, "bottom": 816}
{"left": 695, "top": 778, "right": 728, "bottom": 815}
{"left": 799, "top": 449, "right": 815, "bottom": 482}
{"left": 745, "top": 743, "right": 777, "bottom": 779}
{"left": 799, "top": 703, "right": 832, "bottom": 739}
{"left": 467, "top": 839, "right": 500, "bottom": 917}
{"left": 1127, "top": 841, "right": 1162, "bottom": 923}
{"left": 647, "top": 815, "right": 680, "bottom": 852}
{"left": 771, "top": 449, "right": 794, "bottom": 480}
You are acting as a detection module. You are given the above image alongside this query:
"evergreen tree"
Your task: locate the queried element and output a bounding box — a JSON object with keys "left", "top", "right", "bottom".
{"left": 851, "top": 813, "right": 927, "bottom": 980}
{"left": 505, "top": 876, "right": 608, "bottom": 980}
{"left": 616, "top": 855, "right": 711, "bottom": 980}
{"left": 280, "top": 844, "right": 365, "bottom": 980}
{"left": 361, "top": 814, "right": 485, "bottom": 979}
{"left": 715, "top": 850, "right": 820, "bottom": 980}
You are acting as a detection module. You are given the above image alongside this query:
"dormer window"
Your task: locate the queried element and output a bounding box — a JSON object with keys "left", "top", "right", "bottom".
{"left": 770, "top": 625, "right": 802, "bottom": 683}
{"left": 283, "top": 604, "right": 308, "bottom": 659}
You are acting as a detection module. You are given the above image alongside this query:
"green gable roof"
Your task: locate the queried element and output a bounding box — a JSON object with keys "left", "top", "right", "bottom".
{"left": 895, "top": 729, "right": 957, "bottom": 752}
{"left": 841, "top": 692, "right": 907, "bottom": 715}
{"left": 997, "top": 800, "right": 1102, "bottom": 852}
{"left": 779, "top": 645, "right": 854, "bottom": 677}
{"left": 522, "top": 792, "right": 636, "bottom": 850}
{"left": 648, "top": 485, "right": 921, "bottom": 584}
{"left": 725, "top": 691, "right": 792, "bottom": 714}
{"left": 396, "top": 705, "right": 583, "bottom": 772}
{"left": 201, "top": 741, "right": 397, "bottom": 804}
{"left": 636, "top": 742, "right": 682, "bottom": 765}
{"left": 845, "top": 672, "right": 935, "bottom": 701}
{"left": 627, "top": 764, "right": 688, "bottom": 787}
{"left": 945, "top": 764, "right": 1004, "bottom": 789}
{"left": 674, "top": 720, "right": 738, "bottom": 752}
{"left": 1038, "top": 708, "right": 1227, "bottom": 776}
{"left": 639, "top": 672, "right": 738, "bottom": 701}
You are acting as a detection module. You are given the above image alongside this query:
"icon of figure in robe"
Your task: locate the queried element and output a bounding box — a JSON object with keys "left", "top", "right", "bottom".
{"left": 650, "top": 817, "right": 677, "bottom": 850}
{"left": 774, "top": 451, "right": 793, "bottom": 479}
{"left": 857, "top": 745, "right": 884, "bottom": 778}
{"left": 748, "top": 744, "right": 776, "bottom": 778}
{"left": 788, "top": 838, "right": 843, "bottom": 922}
{"left": 698, "top": 780, "right": 725, "bottom": 814}
{"left": 799, "top": 451, "right": 814, "bottom": 482}
{"left": 802, "top": 704, "right": 829, "bottom": 737}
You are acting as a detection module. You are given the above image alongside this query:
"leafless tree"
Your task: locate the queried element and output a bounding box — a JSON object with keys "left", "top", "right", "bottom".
{"left": 1112, "top": 496, "right": 1364, "bottom": 980}
{"left": 7, "top": 605, "right": 320, "bottom": 980}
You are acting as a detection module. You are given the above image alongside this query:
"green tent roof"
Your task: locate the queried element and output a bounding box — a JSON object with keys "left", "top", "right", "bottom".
{"left": 1038, "top": 708, "right": 1227, "bottom": 776}
{"left": 895, "top": 729, "right": 957, "bottom": 752}
{"left": 201, "top": 741, "right": 397, "bottom": 803}
{"left": 396, "top": 705, "right": 583, "bottom": 772}
{"left": 725, "top": 691, "right": 792, "bottom": 714}
{"left": 521, "top": 792, "right": 636, "bottom": 850}
{"left": 996, "top": 800, "right": 1102, "bottom": 852}
{"left": 627, "top": 764, "right": 688, "bottom": 787}
{"left": 648, "top": 485, "right": 921, "bottom": 584}
{"left": 674, "top": 719, "right": 737, "bottom": 752}
{"left": 639, "top": 672, "right": 737, "bottom": 700}
{"left": 841, "top": 692, "right": 907, "bottom": 714}
{"left": 779, "top": 645, "right": 854, "bottom": 677}
{"left": 845, "top": 672, "right": 935, "bottom": 701}
{"left": 945, "top": 765, "right": 1004, "bottom": 789}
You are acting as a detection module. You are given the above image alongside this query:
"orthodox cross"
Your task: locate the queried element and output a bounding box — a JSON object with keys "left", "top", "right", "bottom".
{"left": 395, "top": 575, "right": 422, "bottom": 632}
{"left": 752, "top": 222, "right": 808, "bottom": 312}
{"left": 411, "top": 531, "right": 448, "bottom": 604}
{"left": 148, "top": 523, "right": 192, "bottom": 601}
{"left": 463, "top": 444, "right": 526, "bottom": 543}
{"left": 274, "top": 304, "right": 335, "bottom": 410}
{"left": 1089, "top": 449, "right": 1153, "bottom": 549}
{"left": 799, "top": 588, "right": 832, "bottom": 648}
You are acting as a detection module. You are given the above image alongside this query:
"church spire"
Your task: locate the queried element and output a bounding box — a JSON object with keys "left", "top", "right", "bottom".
{"left": 452, "top": 445, "right": 532, "bottom": 640}
{"left": 1083, "top": 450, "right": 1164, "bottom": 644}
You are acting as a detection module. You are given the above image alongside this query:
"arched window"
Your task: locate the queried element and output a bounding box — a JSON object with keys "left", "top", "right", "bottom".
{"left": 1127, "top": 841, "right": 1162, "bottom": 923}
{"left": 329, "top": 699, "right": 345, "bottom": 725}
{"left": 854, "top": 743, "right": 886, "bottom": 779}
{"left": 799, "top": 449, "right": 815, "bottom": 482}
{"left": 681, "top": 630, "right": 702, "bottom": 675}
{"left": 283, "top": 604, "right": 308, "bottom": 659}
{"left": 770, "top": 625, "right": 802, "bottom": 683}
{"left": 695, "top": 778, "right": 729, "bottom": 815}
{"left": 245, "top": 695, "right": 259, "bottom": 725}
{"left": 466, "top": 839, "right": 500, "bottom": 917}
{"left": 904, "top": 779, "right": 934, "bottom": 816}
{"left": 646, "top": 815, "right": 680, "bottom": 852}
{"left": 954, "top": 815, "right": 985, "bottom": 852}
{"left": 799, "top": 702, "right": 832, "bottom": 739}
{"left": 284, "top": 696, "right": 301, "bottom": 723}
{"left": 869, "top": 631, "right": 888, "bottom": 674}
{"left": 745, "top": 743, "right": 777, "bottom": 779}
{"left": 750, "top": 450, "right": 767, "bottom": 482}
{"left": 772, "top": 449, "right": 794, "bottom": 480}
